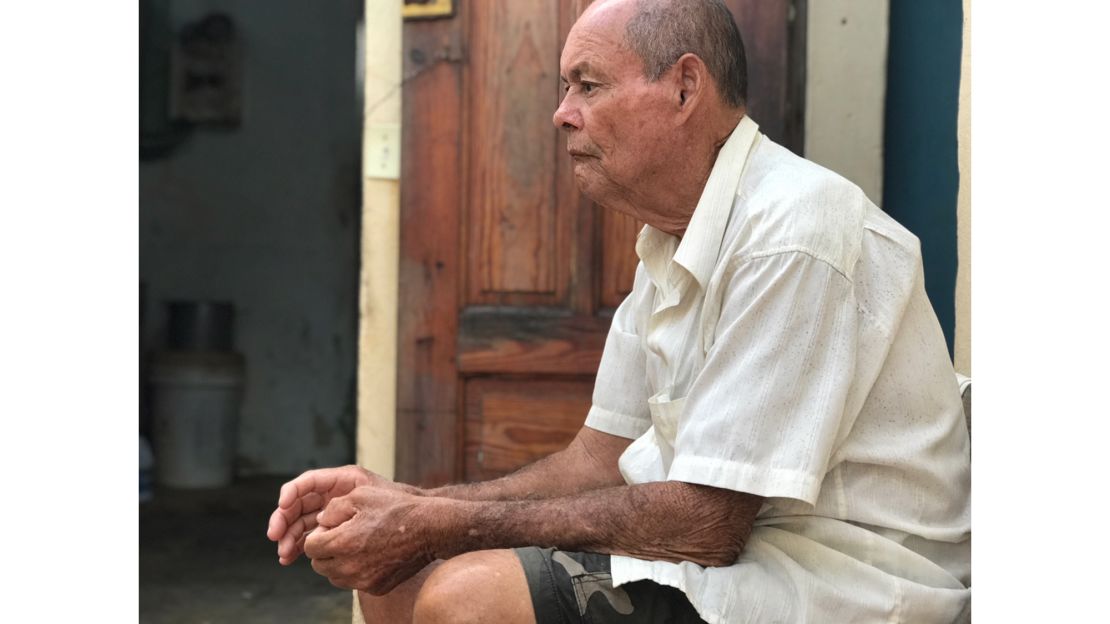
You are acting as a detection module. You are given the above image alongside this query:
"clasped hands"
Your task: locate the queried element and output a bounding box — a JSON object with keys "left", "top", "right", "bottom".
{"left": 266, "top": 466, "right": 444, "bottom": 595}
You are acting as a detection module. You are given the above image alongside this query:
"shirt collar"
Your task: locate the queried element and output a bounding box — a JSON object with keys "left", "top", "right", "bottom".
{"left": 635, "top": 225, "right": 678, "bottom": 297}
{"left": 670, "top": 115, "right": 761, "bottom": 291}
{"left": 633, "top": 116, "right": 761, "bottom": 310}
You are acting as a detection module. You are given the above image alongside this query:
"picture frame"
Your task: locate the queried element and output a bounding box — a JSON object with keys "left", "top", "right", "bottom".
{"left": 403, "top": 0, "right": 454, "bottom": 20}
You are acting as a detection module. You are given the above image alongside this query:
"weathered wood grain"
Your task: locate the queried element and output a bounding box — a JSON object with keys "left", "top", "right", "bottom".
{"left": 395, "top": 16, "right": 465, "bottom": 487}
{"left": 465, "top": 0, "right": 567, "bottom": 304}
{"left": 724, "top": 0, "right": 805, "bottom": 153}
{"left": 458, "top": 309, "right": 610, "bottom": 375}
{"left": 598, "top": 208, "right": 642, "bottom": 309}
{"left": 464, "top": 377, "right": 592, "bottom": 481}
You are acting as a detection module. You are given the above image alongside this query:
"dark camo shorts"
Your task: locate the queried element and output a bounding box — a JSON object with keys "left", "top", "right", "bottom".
{"left": 514, "top": 547, "right": 707, "bottom": 624}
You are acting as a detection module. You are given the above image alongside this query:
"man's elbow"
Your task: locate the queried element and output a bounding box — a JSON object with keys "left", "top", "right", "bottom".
{"left": 636, "top": 481, "right": 762, "bottom": 567}
{"left": 692, "top": 525, "right": 751, "bottom": 567}
{"left": 680, "top": 484, "right": 760, "bottom": 567}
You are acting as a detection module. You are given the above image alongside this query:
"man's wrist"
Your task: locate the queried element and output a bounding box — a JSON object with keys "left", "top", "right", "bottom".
{"left": 424, "top": 481, "right": 488, "bottom": 501}
{"left": 397, "top": 481, "right": 427, "bottom": 496}
{"left": 420, "top": 496, "right": 476, "bottom": 560}
{"left": 422, "top": 496, "right": 574, "bottom": 561}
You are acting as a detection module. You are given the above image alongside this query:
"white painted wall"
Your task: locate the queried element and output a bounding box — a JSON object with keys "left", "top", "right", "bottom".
{"left": 356, "top": 0, "right": 401, "bottom": 482}
{"left": 805, "top": 0, "right": 889, "bottom": 204}
{"left": 140, "top": 0, "right": 362, "bottom": 475}
{"left": 955, "top": 0, "right": 971, "bottom": 376}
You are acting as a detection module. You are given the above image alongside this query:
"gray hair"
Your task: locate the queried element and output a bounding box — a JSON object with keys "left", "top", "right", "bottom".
{"left": 623, "top": 0, "right": 748, "bottom": 107}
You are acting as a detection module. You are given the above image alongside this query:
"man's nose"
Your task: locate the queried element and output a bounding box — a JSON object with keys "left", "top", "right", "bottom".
{"left": 552, "top": 97, "right": 581, "bottom": 132}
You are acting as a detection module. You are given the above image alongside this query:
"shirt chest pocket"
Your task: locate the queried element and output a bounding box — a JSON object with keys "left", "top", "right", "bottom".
{"left": 617, "top": 389, "right": 687, "bottom": 484}
{"left": 648, "top": 389, "right": 686, "bottom": 461}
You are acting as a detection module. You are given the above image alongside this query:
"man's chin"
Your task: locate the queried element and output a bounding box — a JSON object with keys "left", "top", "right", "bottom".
{"left": 572, "top": 181, "right": 624, "bottom": 218}
{"left": 574, "top": 182, "right": 608, "bottom": 209}
{"left": 572, "top": 163, "right": 609, "bottom": 198}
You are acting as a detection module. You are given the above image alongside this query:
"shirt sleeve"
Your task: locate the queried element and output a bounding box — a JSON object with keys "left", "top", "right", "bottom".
{"left": 584, "top": 267, "right": 653, "bottom": 440}
{"left": 666, "top": 250, "right": 858, "bottom": 505}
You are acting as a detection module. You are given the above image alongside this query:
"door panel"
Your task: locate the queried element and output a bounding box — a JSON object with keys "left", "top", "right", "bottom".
{"left": 464, "top": 377, "right": 593, "bottom": 480}
{"left": 465, "top": 0, "right": 566, "bottom": 305}
{"left": 396, "top": 16, "right": 465, "bottom": 487}
{"left": 457, "top": 311, "right": 609, "bottom": 375}
{"left": 398, "top": 0, "right": 803, "bottom": 487}
{"left": 599, "top": 209, "right": 642, "bottom": 309}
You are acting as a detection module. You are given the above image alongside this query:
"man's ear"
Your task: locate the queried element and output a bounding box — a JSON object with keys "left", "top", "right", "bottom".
{"left": 673, "top": 53, "right": 709, "bottom": 117}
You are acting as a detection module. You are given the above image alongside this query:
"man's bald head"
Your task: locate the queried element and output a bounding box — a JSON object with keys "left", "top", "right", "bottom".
{"left": 583, "top": 0, "right": 748, "bottom": 108}
{"left": 556, "top": 0, "right": 750, "bottom": 234}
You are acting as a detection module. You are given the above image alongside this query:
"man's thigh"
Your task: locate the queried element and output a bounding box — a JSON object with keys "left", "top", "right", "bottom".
{"left": 514, "top": 547, "right": 706, "bottom": 624}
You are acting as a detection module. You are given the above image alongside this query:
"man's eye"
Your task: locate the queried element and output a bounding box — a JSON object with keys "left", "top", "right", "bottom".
{"left": 582, "top": 83, "right": 595, "bottom": 94}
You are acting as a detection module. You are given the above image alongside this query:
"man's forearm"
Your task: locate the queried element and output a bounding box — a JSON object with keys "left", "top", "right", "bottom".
{"left": 426, "top": 481, "right": 763, "bottom": 568}
{"left": 425, "top": 427, "right": 630, "bottom": 502}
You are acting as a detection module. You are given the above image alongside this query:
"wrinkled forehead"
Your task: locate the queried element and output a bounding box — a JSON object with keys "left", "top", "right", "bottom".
{"left": 560, "top": 2, "right": 639, "bottom": 79}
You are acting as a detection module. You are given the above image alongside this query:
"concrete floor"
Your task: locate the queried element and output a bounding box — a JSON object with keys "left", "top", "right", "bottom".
{"left": 140, "top": 477, "right": 352, "bottom": 623}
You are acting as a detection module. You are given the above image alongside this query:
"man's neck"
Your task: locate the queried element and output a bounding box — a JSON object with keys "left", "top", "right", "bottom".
{"left": 618, "top": 108, "right": 746, "bottom": 238}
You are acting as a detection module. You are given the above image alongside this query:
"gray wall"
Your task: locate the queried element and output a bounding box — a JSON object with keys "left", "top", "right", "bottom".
{"left": 141, "top": 0, "right": 362, "bottom": 475}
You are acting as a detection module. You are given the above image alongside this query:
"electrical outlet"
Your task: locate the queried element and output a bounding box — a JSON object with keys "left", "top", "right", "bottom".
{"left": 364, "top": 123, "right": 400, "bottom": 180}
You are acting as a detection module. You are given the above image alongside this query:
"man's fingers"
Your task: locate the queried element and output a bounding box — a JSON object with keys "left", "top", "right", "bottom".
{"left": 279, "top": 523, "right": 323, "bottom": 565}
{"left": 303, "top": 517, "right": 350, "bottom": 560}
{"left": 267, "top": 507, "right": 288, "bottom": 541}
{"left": 316, "top": 496, "right": 358, "bottom": 529}
{"left": 279, "top": 470, "right": 341, "bottom": 509}
{"left": 301, "top": 491, "right": 324, "bottom": 514}
{"left": 271, "top": 467, "right": 369, "bottom": 565}
{"left": 303, "top": 525, "right": 327, "bottom": 559}
{"left": 278, "top": 466, "right": 370, "bottom": 509}
{"left": 277, "top": 514, "right": 320, "bottom": 561}
{"left": 310, "top": 554, "right": 342, "bottom": 581}
{"left": 270, "top": 481, "right": 333, "bottom": 541}
{"left": 294, "top": 527, "right": 312, "bottom": 554}
{"left": 272, "top": 495, "right": 302, "bottom": 533}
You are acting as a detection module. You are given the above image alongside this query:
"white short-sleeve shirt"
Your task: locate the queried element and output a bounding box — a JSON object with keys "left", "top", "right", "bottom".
{"left": 584, "top": 116, "right": 971, "bottom": 623}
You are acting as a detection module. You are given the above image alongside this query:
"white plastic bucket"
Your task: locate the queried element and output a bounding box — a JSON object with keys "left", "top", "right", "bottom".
{"left": 150, "top": 351, "right": 245, "bottom": 488}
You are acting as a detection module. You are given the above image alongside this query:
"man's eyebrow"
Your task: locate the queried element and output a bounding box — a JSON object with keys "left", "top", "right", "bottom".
{"left": 561, "top": 62, "right": 595, "bottom": 83}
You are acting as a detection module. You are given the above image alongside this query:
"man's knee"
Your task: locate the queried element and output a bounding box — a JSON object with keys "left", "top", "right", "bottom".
{"left": 412, "top": 549, "right": 535, "bottom": 624}
{"left": 358, "top": 560, "right": 442, "bottom": 624}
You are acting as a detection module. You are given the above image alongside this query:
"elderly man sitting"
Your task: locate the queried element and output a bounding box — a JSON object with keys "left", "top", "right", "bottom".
{"left": 268, "top": 0, "right": 971, "bottom": 622}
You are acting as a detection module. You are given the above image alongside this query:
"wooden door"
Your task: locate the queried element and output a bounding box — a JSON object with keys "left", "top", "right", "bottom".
{"left": 396, "top": 0, "right": 805, "bottom": 487}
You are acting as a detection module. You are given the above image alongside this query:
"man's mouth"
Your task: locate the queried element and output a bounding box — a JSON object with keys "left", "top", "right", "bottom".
{"left": 567, "top": 142, "right": 598, "bottom": 157}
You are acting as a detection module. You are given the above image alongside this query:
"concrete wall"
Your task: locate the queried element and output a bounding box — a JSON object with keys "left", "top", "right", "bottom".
{"left": 805, "top": 0, "right": 889, "bottom": 204}
{"left": 140, "top": 0, "right": 362, "bottom": 475}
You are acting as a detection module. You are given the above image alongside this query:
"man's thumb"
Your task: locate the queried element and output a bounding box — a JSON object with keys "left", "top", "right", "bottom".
{"left": 316, "top": 495, "right": 357, "bottom": 529}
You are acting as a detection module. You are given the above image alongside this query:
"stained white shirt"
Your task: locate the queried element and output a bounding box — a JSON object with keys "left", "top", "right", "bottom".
{"left": 584, "top": 116, "right": 971, "bottom": 623}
